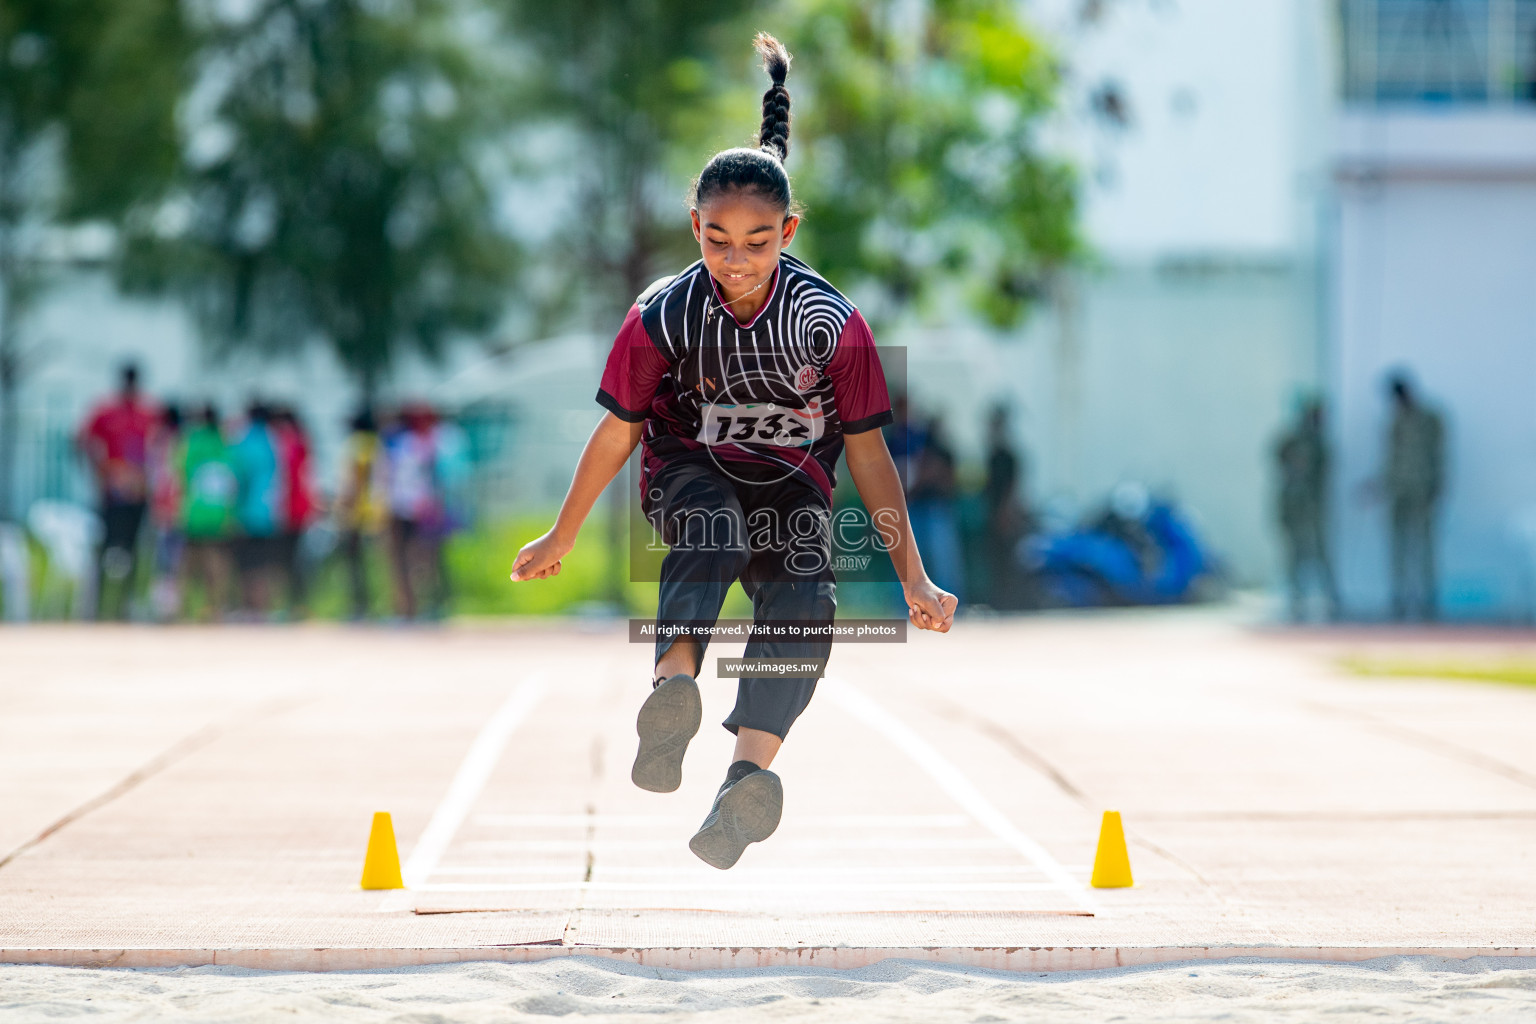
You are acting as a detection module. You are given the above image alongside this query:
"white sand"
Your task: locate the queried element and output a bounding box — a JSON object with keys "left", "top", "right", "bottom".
{"left": 3, "top": 956, "right": 1535, "bottom": 1022}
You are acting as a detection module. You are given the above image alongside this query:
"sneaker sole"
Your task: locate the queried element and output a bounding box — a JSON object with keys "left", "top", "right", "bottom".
{"left": 689, "top": 770, "right": 783, "bottom": 870}
{"left": 630, "top": 675, "right": 703, "bottom": 793}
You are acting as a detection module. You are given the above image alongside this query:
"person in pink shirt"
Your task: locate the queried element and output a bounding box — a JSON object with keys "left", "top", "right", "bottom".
{"left": 77, "top": 363, "right": 157, "bottom": 620}
{"left": 146, "top": 403, "right": 185, "bottom": 620}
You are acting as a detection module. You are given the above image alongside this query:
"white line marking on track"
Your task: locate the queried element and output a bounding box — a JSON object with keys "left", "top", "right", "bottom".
{"left": 397, "top": 673, "right": 550, "bottom": 892}
{"left": 460, "top": 837, "right": 1011, "bottom": 853}
{"left": 471, "top": 814, "right": 682, "bottom": 829}
{"left": 416, "top": 881, "right": 1064, "bottom": 894}
{"left": 824, "top": 677, "right": 1100, "bottom": 914}
{"left": 468, "top": 813, "right": 970, "bottom": 830}
{"left": 432, "top": 863, "right": 1062, "bottom": 878}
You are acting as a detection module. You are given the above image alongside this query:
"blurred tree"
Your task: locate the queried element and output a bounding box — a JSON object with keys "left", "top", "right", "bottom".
{"left": 500, "top": 0, "right": 758, "bottom": 316}
{"left": 499, "top": 0, "right": 757, "bottom": 608}
{"left": 123, "top": 0, "right": 518, "bottom": 398}
{"left": 783, "top": 0, "right": 1079, "bottom": 327}
{"left": 0, "top": 0, "right": 187, "bottom": 520}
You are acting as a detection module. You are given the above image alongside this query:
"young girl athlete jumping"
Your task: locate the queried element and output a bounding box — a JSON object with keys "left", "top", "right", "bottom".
{"left": 510, "top": 33, "right": 959, "bottom": 870}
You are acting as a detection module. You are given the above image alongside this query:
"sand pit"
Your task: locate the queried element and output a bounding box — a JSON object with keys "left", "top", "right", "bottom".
{"left": 3, "top": 955, "right": 1536, "bottom": 1022}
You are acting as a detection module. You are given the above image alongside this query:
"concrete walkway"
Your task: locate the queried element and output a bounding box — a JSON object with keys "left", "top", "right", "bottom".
{"left": 2, "top": 614, "right": 1535, "bottom": 970}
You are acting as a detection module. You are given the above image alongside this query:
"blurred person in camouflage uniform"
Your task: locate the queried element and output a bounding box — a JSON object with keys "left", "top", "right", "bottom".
{"left": 1382, "top": 373, "right": 1445, "bottom": 622}
{"left": 1275, "top": 397, "right": 1340, "bottom": 621}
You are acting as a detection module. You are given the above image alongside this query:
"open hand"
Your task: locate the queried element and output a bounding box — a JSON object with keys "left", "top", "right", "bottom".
{"left": 903, "top": 578, "right": 958, "bottom": 633}
{"left": 509, "top": 530, "right": 572, "bottom": 582}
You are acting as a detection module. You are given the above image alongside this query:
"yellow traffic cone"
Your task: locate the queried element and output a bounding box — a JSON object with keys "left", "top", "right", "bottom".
{"left": 360, "top": 811, "right": 405, "bottom": 890}
{"left": 1090, "top": 810, "right": 1134, "bottom": 888}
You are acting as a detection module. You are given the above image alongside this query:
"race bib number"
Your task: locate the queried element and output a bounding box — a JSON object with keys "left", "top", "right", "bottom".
{"left": 697, "top": 400, "right": 824, "bottom": 448}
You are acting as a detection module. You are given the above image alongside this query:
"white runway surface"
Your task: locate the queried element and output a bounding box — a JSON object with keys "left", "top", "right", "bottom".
{"left": 3, "top": 955, "right": 1535, "bottom": 1022}
{"left": 9, "top": 614, "right": 1536, "bottom": 1018}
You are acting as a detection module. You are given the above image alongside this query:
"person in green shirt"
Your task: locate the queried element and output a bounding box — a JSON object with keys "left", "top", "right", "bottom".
{"left": 179, "top": 404, "right": 238, "bottom": 620}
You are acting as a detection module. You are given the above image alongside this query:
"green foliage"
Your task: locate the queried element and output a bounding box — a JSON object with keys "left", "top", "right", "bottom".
{"left": 498, "top": 0, "right": 761, "bottom": 310}
{"left": 775, "top": 0, "right": 1079, "bottom": 328}
{"left": 494, "top": 0, "right": 768, "bottom": 606}
{"left": 0, "top": 0, "right": 188, "bottom": 220}
{"left": 1341, "top": 657, "right": 1536, "bottom": 690}
{"left": 445, "top": 513, "right": 662, "bottom": 617}
{"left": 301, "top": 512, "right": 749, "bottom": 619}
{"left": 0, "top": 0, "right": 189, "bottom": 518}
{"left": 121, "top": 0, "right": 518, "bottom": 391}
{"left": 434, "top": 514, "right": 905, "bottom": 619}
{"left": 499, "top": 0, "right": 1078, "bottom": 330}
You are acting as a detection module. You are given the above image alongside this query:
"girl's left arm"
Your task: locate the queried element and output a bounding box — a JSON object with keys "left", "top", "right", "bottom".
{"left": 844, "top": 428, "right": 958, "bottom": 633}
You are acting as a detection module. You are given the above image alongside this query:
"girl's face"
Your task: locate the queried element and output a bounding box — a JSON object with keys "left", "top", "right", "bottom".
{"left": 691, "top": 190, "right": 799, "bottom": 301}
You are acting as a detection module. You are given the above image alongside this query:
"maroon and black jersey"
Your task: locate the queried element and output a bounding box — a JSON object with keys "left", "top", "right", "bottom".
{"left": 596, "top": 252, "right": 893, "bottom": 502}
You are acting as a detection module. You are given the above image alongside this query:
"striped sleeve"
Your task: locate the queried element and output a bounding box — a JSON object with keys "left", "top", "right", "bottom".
{"left": 826, "top": 311, "right": 894, "bottom": 435}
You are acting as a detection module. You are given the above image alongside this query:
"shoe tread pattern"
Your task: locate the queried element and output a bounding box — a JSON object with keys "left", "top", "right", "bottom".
{"left": 689, "top": 770, "right": 784, "bottom": 870}
{"left": 631, "top": 675, "right": 703, "bottom": 793}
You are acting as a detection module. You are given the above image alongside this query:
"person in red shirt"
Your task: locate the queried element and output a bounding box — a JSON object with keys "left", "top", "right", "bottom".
{"left": 272, "top": 405, "right": 319, "bottom": 618}
{"left": 77, "top": 363, "right": 157, "bottom": 620}
{"left": 510, "top": 35, "right": 957, "bottom": 871}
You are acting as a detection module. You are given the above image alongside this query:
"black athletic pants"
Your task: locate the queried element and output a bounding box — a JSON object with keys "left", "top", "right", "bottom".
{"left": 644, "top": 454, "right": 837, "bottom": 740}
{"left": 97, "top": 501, "right": 146, "bottom": 621}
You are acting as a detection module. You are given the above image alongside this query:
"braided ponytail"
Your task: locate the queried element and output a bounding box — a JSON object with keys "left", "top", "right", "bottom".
{"left": 754, "top": 32, "right": 792, "bottom": 161}
{"left": 690, "top": 33, "right": 799, "bottom": 215}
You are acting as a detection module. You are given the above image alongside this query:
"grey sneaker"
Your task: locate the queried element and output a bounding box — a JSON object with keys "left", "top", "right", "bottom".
{"left": 630, "top": 673, "right": 702, "bottom": 793}
{"left": 688, "top": 769, "right": 783, "bottom": 870}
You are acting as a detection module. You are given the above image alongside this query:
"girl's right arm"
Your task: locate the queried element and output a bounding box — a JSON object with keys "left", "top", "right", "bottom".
{"left": 509, "top": 412, "right": 644, "bottom": 581}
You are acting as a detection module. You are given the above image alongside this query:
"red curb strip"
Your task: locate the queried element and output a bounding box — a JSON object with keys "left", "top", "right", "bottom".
{"left": 4, "top": 946, "right": 1535, "bottom": 972}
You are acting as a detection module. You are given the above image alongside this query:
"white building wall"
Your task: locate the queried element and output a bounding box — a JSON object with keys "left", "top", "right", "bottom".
{"left": 945, "top": 0, "right": 1336, "bottom": 585}
{"left": 1331, "top": 111, "right": 1536, "bottom": 619}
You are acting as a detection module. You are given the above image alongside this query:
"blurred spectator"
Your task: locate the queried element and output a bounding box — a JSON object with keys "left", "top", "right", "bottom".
{"left": 180, "top": 404, "right": 237, "bottom": 621}
{"left": 982, "top": 404, "right": 1031, "bottom": 609}
{"left": 337, "top": 406, "right": 386, "bottom": 620}
{"left": 147, "top": 403, "right": 185, "bottom": 621}
{"left": 231, "top": 401, "right": 286, "bottom": 616}
{"left": 272, "top": 405, "right": 319, "bottom": 618}
{"left": 907, "top": 413, "right": 965, "bottom": 604}
{"left": 1383, "top": 373, "right": 1446, "bottom": 622}
{"left": 430, "top": 411, "right": 473, "bottom": 617}
{"left": 77, "top": 362, "right": 155, "bottom": 620}
{"left": 886, "top": 394, "right": 927, "bottom": 492}
{"left": 1275, "top": 397, "right": 1340, "bottom": 622}
{"left": 384, "top": 404, "right": 448, "bottom": 620}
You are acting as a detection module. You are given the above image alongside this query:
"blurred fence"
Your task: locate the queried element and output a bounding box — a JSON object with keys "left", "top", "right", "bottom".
{"left": 1340, "top": 0, "right": 1536, "bottom": 103}
{"left": 10, "top": 414, "right": 92, "bottom": 516}
{"left": 456, "top": 401, "right": 521, "bottom": 518}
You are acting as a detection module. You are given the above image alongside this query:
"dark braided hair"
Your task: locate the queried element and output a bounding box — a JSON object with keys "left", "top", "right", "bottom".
{"left": 690, "top": 33, "right": 799, "bottom": 215}
{"left": 756, "top": 32, "right": 792, "bottom": 160}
